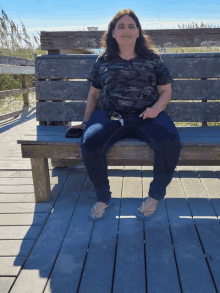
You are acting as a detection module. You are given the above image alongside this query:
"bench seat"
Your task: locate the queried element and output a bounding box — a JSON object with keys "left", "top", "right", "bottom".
{"left": 18, "top": 125, "right": 220, "bottom": 166}
{"left": 17, "top": 124, "right": 220, "bottom": 202}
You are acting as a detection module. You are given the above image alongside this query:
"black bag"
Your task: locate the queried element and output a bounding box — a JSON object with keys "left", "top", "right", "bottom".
{"left": 65, "top": 128, "right": 83, "bottom": 138}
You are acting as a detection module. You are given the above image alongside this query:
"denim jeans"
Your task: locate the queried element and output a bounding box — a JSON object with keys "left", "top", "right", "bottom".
{"left": 80, "top": 109, "right": 182, "bottom": 205}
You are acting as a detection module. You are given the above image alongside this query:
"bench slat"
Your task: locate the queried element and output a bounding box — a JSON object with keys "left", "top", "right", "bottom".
{"left": 40, "top": 29, "right": 220, "bottom": 49}
{"left": 36, "top": 102, "right": 220, "bottom": 122}
{"left": 17, "top": 125, "right": 220, "bottom": 165}
{"left": 35, "top": 79, "right": 220, "bottom": 101}
{"left": 35, "top": 53, "right": 220, "bottom": 79}
{"left": 18, "top": 125, "right": 220, "bottom": 137}
{"left": 17, "top": 126, "right": 220, "bottom": 146}
{"left": 20, "top": 144, "right": 220, "bottom": 166}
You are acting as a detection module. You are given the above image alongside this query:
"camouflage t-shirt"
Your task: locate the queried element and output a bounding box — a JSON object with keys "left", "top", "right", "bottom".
{"left": 88, "top": 51, "right": 173, "bottom": 114}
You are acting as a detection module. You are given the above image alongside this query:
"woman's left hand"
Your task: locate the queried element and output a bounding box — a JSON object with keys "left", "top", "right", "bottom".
{"left": 139, "top": 107, "right": 160, "bottom": 119}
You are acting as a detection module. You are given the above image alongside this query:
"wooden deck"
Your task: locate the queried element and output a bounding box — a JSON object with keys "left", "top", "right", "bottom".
{"left": 0, "top": 110, "right": 220, "bottom": 293}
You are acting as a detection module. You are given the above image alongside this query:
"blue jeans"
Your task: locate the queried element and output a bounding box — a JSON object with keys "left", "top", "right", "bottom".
{"left": 80, "top": 109, "right": 182, "bottom": 205}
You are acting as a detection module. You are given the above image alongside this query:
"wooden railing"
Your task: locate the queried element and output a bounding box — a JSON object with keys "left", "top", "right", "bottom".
{"left": 0, "top": 55, "right": 35, "bottom": 121}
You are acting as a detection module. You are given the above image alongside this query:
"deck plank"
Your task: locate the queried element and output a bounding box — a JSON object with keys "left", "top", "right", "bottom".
{"left": 112, "top": 167, "right": 146, "bottom": 293}
{"left": 0, "top": 213, "right": 48, "bottom": 225}
{"left": 0, "top": 257, "right": 25, "bottom": 276}
{"left": 0, "top": 226, "right": 42, "bottom": 240}
{"left": 0, "top": 240, "right": 35, "bottom": 257}
{"left": 0, "top": 203, "right": 52, "bottom": 213}
{"left": 142, "top": 167, "right": 181, "bottom": 293}
{"left": 188, "top": 198, "right": 220, "bottom": 291}
{"left": 0, "top": 277, "right": 16, "bottom": 293}
{"left": 166, "top": 198, "right": 216, "bottom": 293}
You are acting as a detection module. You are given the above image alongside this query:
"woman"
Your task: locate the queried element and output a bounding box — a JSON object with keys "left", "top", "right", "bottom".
{"left": 67, "top": 9, "right": 182, "bottom": 221}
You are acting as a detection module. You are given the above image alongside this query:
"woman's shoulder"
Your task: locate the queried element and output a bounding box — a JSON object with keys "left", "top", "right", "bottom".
{"left": 95, "top": 52, "right": 106, "bottom": 63}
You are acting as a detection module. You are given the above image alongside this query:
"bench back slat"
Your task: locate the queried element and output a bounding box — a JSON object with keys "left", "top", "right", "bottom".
{"left": 35, "top": 53, "right": 220, "bottom": 122}
{"left": 36, "top": 101, "right": 220, "bottom": 122}
{"left": 35, "top": 53, "right": 220, "bottom": 79}
{"left": 36, "top": 79, "right": 220, "bottom": 101}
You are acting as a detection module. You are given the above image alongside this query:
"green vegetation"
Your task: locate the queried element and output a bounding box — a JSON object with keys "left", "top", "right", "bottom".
{"left": 0, "top": 9, "right": 220, "bottom": 126}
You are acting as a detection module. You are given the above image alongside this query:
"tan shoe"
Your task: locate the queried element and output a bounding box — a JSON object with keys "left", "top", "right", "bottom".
{"left": 136, "top": 197, "right": 158, "bottom": 220}
{"left": 90, "top": 202, "right": 110, "bottom": 221}
{"left": 89, "top": 198, "right": 116, "bottom": 221}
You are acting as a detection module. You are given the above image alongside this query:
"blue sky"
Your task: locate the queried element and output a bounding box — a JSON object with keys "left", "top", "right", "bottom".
{"left": 1, "top": 1, "right": 220, "bottom": 51}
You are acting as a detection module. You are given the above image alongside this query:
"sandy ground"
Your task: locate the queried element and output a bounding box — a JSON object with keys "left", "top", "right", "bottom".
{"left": 0, "top": 92, "right": 36, "bottom": 116}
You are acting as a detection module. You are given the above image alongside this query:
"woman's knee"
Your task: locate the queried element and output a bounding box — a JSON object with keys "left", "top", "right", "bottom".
{"left": 81, "top": 126, "right": 111, "bottom": 152}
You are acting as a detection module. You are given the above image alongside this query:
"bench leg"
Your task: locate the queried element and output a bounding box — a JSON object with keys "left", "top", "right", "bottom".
{"left": 30, "top": 158, "right": 51, "bottom": 202}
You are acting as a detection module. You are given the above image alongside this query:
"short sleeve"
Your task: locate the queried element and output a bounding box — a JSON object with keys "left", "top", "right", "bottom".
{"left": 87, "top": 57, "right": 102, "bottom": 89}
{"left": 156, "top": 57, "right": 173, "bottom": 85}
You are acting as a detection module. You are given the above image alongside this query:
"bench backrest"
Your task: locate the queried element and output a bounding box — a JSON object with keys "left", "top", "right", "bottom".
{"left": 36, "top": 29, "right": 220, "bottom": 125}
{"left": 35, "top": 52, "right": 220, "bottom": 124}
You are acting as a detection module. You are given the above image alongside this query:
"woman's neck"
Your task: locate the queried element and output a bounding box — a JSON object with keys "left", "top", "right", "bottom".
{"left": 117, "top": 52, "right": 137, "bottom": 58}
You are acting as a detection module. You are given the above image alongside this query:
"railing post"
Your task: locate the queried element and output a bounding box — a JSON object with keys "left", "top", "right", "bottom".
{"left": 21, "top": 74, "right": 29, "bottom": 107}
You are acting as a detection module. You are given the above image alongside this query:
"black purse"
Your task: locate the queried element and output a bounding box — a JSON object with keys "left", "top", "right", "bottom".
{"left": 65, "top": 128, "right": 84, "bottom": 138}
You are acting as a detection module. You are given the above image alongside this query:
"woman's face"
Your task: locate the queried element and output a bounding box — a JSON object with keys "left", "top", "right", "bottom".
{"left": 112, "top": 15, "right": 139, "bottom": 48}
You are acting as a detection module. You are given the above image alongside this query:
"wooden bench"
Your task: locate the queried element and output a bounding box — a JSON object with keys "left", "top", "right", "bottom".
{"left": 17, "top": 30, "right": 220, "bottom": 203}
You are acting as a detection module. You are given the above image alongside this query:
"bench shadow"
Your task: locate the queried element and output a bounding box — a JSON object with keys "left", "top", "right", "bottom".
{"left": 0, "top": 107, "right": 36, "bottom": 134}
{"left": 11, "top": 166, "right": 72, "bottom": 289}
{"left": 11, "top": 168, "right": 220, "bottom": 292}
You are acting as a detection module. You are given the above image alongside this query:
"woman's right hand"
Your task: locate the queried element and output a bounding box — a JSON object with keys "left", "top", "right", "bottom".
{"left": 65, "top": 123, "right": 85, "bottom": 133}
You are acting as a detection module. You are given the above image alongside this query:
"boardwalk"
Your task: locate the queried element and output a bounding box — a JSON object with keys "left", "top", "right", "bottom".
{"left": 0, "top": 110, "right": 220, "bottom": 293}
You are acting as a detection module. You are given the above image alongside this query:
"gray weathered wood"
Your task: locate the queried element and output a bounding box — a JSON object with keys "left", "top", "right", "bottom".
{"left": 18, "top": 126, "right": 220, "bottom": 166}
{"left": 0, "top": 256, "right": 26, "bottom": 276}
{"left": 166, "top": 198, "right": 217, "bottom": 293}
{"left": 187, "top": 197, "right": 220, "bottom": 290}
{"left": 9, "top": 171, "right": 86, "bottom": 293}
{"left": 0, "top": 277, "right": 16, "bottom": 292}
{"left": 40, "top": 28, "right": 220, "bottom": 50}
{"left": 30, "top": 158, "right": 51, "bottom": 202}
{"left": 0, "top": 214, "right": 48, "bottom": 225}
{"left": 35, "top": 53, "right": 220, "bottom": 79}
{"left": 17, "top": 125, "right": 220, "bottom": 168}
{"left": 35, "top": 79, "right": 220, "bottom": 101}
{"left": 16, "top": 126, "right": 220, "bottom": 146}
{"left": 0, "top": 240, "right": 35, "bottom": 256}
{"left": 19, "top": 143, "right": 220, "bottom": 166}
{"left": 0, "top": 64, "right": 35, "bottom": 75}
{"left": 0, "top": 55, "right": 35, "bottom": 66}
{"left": 20, "top": 125, "right": 220, "bottom": 135}
{"left": 0, "top": 226, "right": 42, "bottom": 240}
{"left": 35, "top": 101, "right": 220, "bottom": 122}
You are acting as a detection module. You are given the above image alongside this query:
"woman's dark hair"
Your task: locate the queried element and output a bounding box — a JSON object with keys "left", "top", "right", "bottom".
{"left": 100, "top": 9, "right": 159, "bottom": 62}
